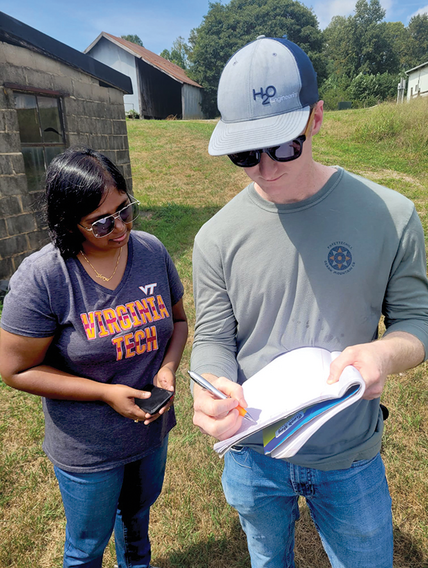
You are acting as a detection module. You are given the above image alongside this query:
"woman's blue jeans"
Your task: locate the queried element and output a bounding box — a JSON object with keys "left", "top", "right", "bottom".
{"left": 54, "top": 437, "right": 168, "bottom": 568}
{"left": 222, "top": 447, "right": 393, "bottom": 568}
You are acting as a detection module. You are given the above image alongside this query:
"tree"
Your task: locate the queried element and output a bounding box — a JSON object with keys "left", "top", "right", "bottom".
{"left": 407, "top": 14, "right": 428, "bottom": 67}
{"left": 383, "top": 21, "right": 411, "bottom": 71}
{"left": 121, "top": 35, "right": 144, "bottom": 47}
{"left": 160, "top": 36, "right": 191, "bottom": 69}
{"left": 353, "top": 0, "right": 385, "bottom": 27}
{"left": 324, "top": 0, "right": 400, "bottom": 80}
{"left": 187, "top": 0, "right": 325, "bottom": 117}
{"left": 323, "top": 15, "right": 356, "bottom": 79}
{"left": 322, "top": 0, "right": 404, "bottom": 107}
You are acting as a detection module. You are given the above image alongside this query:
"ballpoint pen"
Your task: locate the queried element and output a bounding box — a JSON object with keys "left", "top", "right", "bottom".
{"left": 188, "top": 370, "right": 257, "bottom": 423}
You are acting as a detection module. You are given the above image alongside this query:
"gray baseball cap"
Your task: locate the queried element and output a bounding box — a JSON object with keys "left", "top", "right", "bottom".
{"left": 208, "top": 36, "right": 319, "bottom": 156}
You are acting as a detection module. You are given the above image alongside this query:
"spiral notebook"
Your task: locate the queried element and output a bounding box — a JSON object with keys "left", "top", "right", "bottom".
{"left": 213, "top": 347, "right": 365, "bottom": 459}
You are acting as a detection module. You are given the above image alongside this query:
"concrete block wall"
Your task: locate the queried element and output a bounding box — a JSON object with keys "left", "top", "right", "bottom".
{"left": 0, "top": 81, "right": 48, "bottom": 284}
{"left": 0, "top": 42, "right": 132, "bottom": 284}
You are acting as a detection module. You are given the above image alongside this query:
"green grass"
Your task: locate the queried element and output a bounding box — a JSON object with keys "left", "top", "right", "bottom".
{"left": 1, "top": 98, "right": 428, "bottom": 567}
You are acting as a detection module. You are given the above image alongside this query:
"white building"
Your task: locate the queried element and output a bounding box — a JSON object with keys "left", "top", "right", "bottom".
{"left": 405, "top": 61, "right": 428, "bottom": 101}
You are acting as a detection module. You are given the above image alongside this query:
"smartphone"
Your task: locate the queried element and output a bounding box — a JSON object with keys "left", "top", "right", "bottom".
{"left": 134, "top": 384, "right": 174, "bottom": 415}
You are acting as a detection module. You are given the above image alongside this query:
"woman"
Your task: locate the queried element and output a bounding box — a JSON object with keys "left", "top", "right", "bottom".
{"left": 0, "top": 146, "right": 188, "bottom": 568}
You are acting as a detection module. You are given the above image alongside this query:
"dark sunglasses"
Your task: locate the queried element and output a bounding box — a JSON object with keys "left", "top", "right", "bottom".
{"left": 79, "top": 197, "right": 140, "bottom": 238}
{"left": 228, "top": 108, "right": 315, "bottom": 168}
{"left": 228, "top": 136, "right": 306, "bottom": 168}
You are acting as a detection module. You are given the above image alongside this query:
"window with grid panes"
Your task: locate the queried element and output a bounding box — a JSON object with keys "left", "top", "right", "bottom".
{"left": 14, "top": 93, "right": 66, "bottom": 190}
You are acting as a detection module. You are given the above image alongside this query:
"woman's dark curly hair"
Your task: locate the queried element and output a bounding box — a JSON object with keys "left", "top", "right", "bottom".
{"left": 44, "top": 146, "right": 128, "bottom": 258}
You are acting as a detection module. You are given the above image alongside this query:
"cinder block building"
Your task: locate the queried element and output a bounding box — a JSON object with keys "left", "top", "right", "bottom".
{"left": 0, "top": 12, "right": 133, "bottom": 287}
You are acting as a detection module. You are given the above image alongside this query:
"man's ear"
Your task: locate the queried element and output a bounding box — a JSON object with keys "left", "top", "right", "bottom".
{"left": 310, "top": 100, "right": 324, "bottom": 137}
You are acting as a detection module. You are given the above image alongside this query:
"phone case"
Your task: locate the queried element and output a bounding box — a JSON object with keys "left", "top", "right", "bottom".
{"left": 134, "top": 384, "right": 173, "bottom": 415}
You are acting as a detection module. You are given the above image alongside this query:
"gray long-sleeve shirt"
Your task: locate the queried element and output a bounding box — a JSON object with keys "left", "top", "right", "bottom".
{"left": 191, "top": 168, "right": 428, "bottom": 470}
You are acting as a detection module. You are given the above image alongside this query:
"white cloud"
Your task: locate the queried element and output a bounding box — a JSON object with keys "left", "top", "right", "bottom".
{"left": 380, "top": 0, "right": 394, "bottom": 13}
{"left": 409, "top": 4, "right": 428, "bottom": 18}
{"left": 311, "top": 0, "right": 356, "bottom": 29}
{"left": 310, "top": 0, "right": 400, "bottom": 29}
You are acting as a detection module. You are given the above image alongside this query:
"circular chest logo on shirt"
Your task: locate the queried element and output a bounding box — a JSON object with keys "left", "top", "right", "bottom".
{"left": 325, "top": 243, "right": 355, "bottom": 275}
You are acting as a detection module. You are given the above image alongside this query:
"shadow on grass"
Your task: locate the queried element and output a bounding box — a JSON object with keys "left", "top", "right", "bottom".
{"left": 393, "top": 527, "right": 427, "bottom": 568}
{"left": 296, "top": 507, "right": 426, "bottom": 567}
{"left": 133, "top": 203, "right": 222, "bottom": 263}
{"left": 296, "top": 506, "right": 427, "bottom": 568}
{"left": 156, "top": 517, "right": 250, "bottom": 568}
{"left": 155, "top": 506, "right": 427, "bottom": 568}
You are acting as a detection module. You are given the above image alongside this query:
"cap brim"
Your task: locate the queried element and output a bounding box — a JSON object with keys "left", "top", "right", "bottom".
{"left": 208, "top": 107, "right": 310, "bottom": 156}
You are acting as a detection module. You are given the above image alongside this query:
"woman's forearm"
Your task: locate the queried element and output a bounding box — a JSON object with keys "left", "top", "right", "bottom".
{"left": 3, "top": 363, "right": 113, "bottom": 401}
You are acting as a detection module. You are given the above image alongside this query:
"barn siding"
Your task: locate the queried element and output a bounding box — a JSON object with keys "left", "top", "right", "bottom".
{"left": 86, "top": 38, "right": 140, "bottom": 115}
{"left": 182, "top": 84, "right": 203, "bottom": 119}
{"left": 137, "top": 59, "right": 182, "bottom": 119}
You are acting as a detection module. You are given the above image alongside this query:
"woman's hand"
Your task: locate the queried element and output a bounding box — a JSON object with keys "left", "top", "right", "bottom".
{"left": 141, "top": 366, "right": 176, "bottom": 425}
{"left": 102, "top": 384, "right": 153, "bottom": 422}
{"left": 135, "top": 298, "right": 186, "bottom": 425}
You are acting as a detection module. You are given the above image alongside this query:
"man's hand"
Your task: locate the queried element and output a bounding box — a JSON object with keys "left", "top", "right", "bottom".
{"left": 327, "top": 332, "right": 425, "bottom": 400}
{"left": 193, "top": 374, "right": 248, "bottom": 440}
{"left": 327, "top": 342, "right": 389, "bottom": 399}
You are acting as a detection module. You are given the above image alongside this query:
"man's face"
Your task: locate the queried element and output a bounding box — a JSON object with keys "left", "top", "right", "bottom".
{"left": 242, "top": 101, "right": 323, "bottom": 203}
{"left": 243, "top": 139, "right": 312, "bottom": 201}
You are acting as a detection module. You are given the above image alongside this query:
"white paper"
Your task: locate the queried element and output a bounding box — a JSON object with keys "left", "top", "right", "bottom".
{"left": 213, "top": 347, "right": 365, "bottom": 458}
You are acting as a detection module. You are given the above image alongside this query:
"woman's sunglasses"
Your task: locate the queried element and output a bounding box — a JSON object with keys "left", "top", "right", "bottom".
{"left": 79, "top": 197, "right": 140, "bottom": 238}
{"left": 228, "top": 108, "right": 315, "bottom": 168}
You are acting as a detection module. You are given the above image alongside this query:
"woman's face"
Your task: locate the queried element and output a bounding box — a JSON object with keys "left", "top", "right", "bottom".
{"left": 77, "top": 187, "right": 133, "bottom": 253}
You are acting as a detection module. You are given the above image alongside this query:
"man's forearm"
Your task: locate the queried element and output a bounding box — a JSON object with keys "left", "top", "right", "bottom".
{"left": 328, "top": 331, "right": 425, "bottom": 400}
{"left": 377, "top": 330, "right": 425, "bottom": 375}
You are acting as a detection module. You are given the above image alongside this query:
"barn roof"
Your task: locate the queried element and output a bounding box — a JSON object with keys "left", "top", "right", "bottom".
{"left": 0, "top": 12, "right": 133, "bottom": 93}
{"left": 85, "top": 32, "right": 202, "bottom": 89}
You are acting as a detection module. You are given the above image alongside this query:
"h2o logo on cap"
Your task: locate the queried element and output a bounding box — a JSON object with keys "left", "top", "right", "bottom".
{"left": 253, "top": 86, "right": 276, "bottom": 105}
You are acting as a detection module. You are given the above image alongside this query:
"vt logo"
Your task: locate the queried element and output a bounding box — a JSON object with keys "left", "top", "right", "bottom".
{"left": 139, "top": 283, "right": 157, "bottom": 295}
{"left": 253, "top": 85, "right": 276, "bottom": 105}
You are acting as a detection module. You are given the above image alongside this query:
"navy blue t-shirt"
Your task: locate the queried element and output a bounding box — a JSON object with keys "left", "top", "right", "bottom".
{"left": 1, "top": 231, "right": 184, "bottom": 472}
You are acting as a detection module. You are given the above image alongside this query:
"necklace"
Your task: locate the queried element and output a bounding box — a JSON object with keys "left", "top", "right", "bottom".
{"left": 80, "top": 247, "right": 122, "bottom": 282}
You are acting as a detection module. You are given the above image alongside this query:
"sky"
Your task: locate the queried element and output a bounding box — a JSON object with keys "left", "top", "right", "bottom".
{"left": 1, "top": 0, "right": 428, "bottom": 56}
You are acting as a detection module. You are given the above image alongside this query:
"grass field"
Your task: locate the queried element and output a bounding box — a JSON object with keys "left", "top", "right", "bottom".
{"left": 1, "top": 99, "right": 428, "bottom": 567}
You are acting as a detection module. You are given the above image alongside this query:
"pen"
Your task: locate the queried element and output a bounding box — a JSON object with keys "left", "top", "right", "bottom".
{"left": 188, "top": 370, "right": 257, "bottom": 423}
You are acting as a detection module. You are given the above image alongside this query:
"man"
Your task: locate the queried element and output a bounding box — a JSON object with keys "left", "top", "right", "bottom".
{"left": 190, "top": 36, "right": 428, "bottom": 567}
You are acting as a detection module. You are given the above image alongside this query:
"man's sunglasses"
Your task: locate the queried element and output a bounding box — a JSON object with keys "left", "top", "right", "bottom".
{"left": 228, "top": 108, "right": 315, "bottom": 168}
{"left": 79, "top": 197, "right": 140, "bottom": 238}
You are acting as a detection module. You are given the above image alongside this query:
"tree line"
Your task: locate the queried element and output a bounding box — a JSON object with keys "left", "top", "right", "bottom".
{"left": 158, "top": 0, "right": 428, "bottom": 115}
{"left": 123, "top": 0, "right": 428, "bottom": 115}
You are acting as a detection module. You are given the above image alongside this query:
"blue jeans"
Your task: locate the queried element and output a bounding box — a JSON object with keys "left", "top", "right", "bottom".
{"left": 222, "top": 447, "right": 393, "bottom": 568}
{"left": 54, "top": 437, "right": 168, "bottom": 568}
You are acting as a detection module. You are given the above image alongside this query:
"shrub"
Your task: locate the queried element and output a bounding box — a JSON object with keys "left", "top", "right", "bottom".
{"left": 319, "top": 75, "right": 352, "bottom": 111}
{"left": 126, "top": 109, "right": 140, "bottom": 120}
{"left": 348, "top": 72, "right": 402, "bottom": 106}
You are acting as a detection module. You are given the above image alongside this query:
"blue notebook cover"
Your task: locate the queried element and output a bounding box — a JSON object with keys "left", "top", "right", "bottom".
{"left": 263, "top": 384, "right": 360, "bottom": 454}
